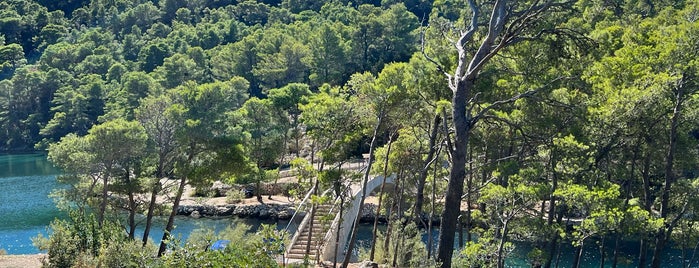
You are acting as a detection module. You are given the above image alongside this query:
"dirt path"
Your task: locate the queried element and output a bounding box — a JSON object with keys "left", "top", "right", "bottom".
{"left": 0, "top": 254, "right": 44, "bottom": 268}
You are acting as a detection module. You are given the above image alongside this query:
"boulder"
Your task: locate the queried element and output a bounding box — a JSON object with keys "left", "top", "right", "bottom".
{"left": 190, "top": 210, "right": 201, "bottom": 219}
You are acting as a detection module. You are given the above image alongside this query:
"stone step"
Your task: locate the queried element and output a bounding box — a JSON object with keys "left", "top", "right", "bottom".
{"left": 286, "top": 253, "right": 318, "bottom": 260}
{"left": 300, "top": 228, "right": 326, "bottom": 234}
{"left": 288, "top": 247, "right": 320, "bottom": 254}
{"left": 291, "top": 241, "right": 320, "bottom": 247}
{"left": 291, "top": 240, "right": 320, "bottom": 246}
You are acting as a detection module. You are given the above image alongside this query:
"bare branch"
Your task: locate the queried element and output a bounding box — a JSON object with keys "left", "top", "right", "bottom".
{"left": 466, "top": 0, "right": 507, "bottom": 78}
{"left": 453, "top": 0, "right": 480, "bottom": 84}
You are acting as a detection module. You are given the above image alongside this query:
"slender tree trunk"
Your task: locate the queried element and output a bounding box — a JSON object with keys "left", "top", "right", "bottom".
{"left": 124, "top": 167, "right": 137, "bottom": 240}
{"left": 639, "top": 239, "right": 649, "bottom": 268}
{"left": 652, "top": 92, "right": 682, "bottom": 268}
{"left": 341, "top": 116, "right": 382, "bottom": 267}
{"left": 142, "top": 179, "right": 160, "bottom": 246}
{"left": 639, "top": 151, "right": 652, "bottom": 267}
{"left": 599, "top": 236, "right": 606, "bottom": 268}
{"left": 98, "top": 166, "right": 112, "bottom": 227}
{"left": 127, "top": 191, "right": 136, "bottom": 240}
{"left": 466, "top": 146, "right": 473, "bottom": 243}
{"left": 572, "top": 241, "right": 584, "bottom": 268}
{"left": 333, "top": 192, "right": 345, "bottom": 267}
{"left": 392, "top": 176, "right": 405, "bottom": 267}
{"left": 415, "top": 114, "right": 441, "bottom": 224}
{"left": 293, "top": 114, "right": 301, "bottom": 158}
{"left": 143, "top": 138, "right": 170, "bottom": 246}
{"left": 611, "top": 232, "right": 621, "bottom": 268}
{"left": 157, "top": 175, "right": 186, "bottom": 256}
{"left": 437, "top": 79, "right": 472, "bottom": 268}
{"left": 370, "top": 133, "right": 394, "bottom": 260}
{"left": 496, "top": 220, "right": 510, "bottom": 268}
{"left": 428, "top": 157, "right": 437, "bottom": 258}
{"left": 545, "top": 151, "right": 559, "bottom": 268}
{"left": 99, "top": 176, "right": 108, "bottom": 226}
{"left": 383, "top": 204, "right": 394, "bottom": 263}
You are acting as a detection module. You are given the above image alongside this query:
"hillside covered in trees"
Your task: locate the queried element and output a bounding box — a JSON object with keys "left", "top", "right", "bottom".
{"left": 2, "top": 0, "right": 699, "bottom": 267}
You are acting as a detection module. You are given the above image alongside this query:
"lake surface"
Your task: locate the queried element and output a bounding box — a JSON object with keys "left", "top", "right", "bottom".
{"left": 0, "top": 154, "right": 696, "bottom": 267}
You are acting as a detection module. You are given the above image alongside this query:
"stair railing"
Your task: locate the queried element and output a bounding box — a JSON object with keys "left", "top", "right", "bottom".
{"left": 285, "top": 186, "right": 334, "bottom": 257}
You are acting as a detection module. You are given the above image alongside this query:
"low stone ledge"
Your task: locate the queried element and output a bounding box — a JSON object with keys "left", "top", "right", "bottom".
{"left": 177, "top": 203, "right": 387, "bottom": 222}
{"left": 177, "top": 203, "right": 296, "bottom": 220}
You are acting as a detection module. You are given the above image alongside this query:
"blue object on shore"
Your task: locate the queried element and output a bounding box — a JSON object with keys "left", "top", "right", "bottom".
{"left": 211, "top": 240, "right": 230, "bottom": 251}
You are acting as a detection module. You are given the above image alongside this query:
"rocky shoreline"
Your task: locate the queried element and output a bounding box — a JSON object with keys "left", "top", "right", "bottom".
{"left": 177, "top": 202, "right": 386, "bottom": 223}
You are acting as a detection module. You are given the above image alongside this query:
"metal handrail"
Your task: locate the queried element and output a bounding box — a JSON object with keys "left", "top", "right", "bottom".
{"left": 284, "top": 184, "right": 317, "bottom": 232}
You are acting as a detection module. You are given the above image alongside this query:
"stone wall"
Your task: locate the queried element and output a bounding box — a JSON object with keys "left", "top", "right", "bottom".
{"left": 178, "top": 202, "right": 385, "bottom": 222}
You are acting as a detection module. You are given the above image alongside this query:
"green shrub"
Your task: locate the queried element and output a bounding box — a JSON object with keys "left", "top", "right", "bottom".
{"left": 225, "top": 189, "right": 245, "bottom": 204}
{"left": 158, "top": 221, "right": 282, "bottom": 268}
{"left": 33, "top": 209, "right": 130, "bottom": 268}
{"left": 359, "top": 222, "right": 434, "bottom": 267}
{"left": 100, "top": 239, "right": 158, "bottom": 268}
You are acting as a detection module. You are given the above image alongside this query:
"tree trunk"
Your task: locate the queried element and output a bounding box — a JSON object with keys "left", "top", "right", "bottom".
{"left": 545, "top": 151, "right": 559, "bottom": 268}
{"left": 383, "top": 204, "right": 394, "bottom": 263}
{"left": 98, "top": 173, "right": 109, "bottom": 227}
{"left": 572, "top": 242, "right": 584, "bottom": 268}
{"left": 639, "top": 152, "right": 652, "bottom": 267}
{"left": 599, "top": 236, "right": 606, "bottom": 268}
{"left": 496, "top": 219, "right": 510, "bottom": 268}
{"left": 415, "top": 114, "right": 441, "bottom": 224}
{"left": 333, "top": 192, "right": 345, "bottom": 267}
{"left": 652, "top": 91, "right": 682, "bottom": 268}
{"left": 341, "top": 115, "right": 382, "bottom": 267}
{"left": 392, "top": 175, "right": 405, "bottom": 267}
{"left": 157, "top": 175, "right": 186, "bottom": 256}
{"left": 142, "top": 179, "right": 160, "bottom": 246}
{"left": 370, "top": 133, "right": 394, "bottom": 261}
{"left": 428, "top": 161, "right": 436, "bottom": 258}
{"left": 466, "top": 147, "right": 473, "bottom": 243}
{"left": 127, "top": 191, "right": 136, "bottom": 240}
{"left": 98, "top": 164, "right": 113, "bottom": 227}
{"left": 639, "top": 239, "right": 649, "bottom": 268}
{"left": 436, "top": 79, "right": 472, "bottom": 268}
{"left": 611, "top": 232, "right": 621, "bottom": 268}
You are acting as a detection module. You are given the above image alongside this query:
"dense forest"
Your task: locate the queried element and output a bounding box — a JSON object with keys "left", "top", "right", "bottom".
{"left": 2, "top": 0, "right": 699, "bottom": 267}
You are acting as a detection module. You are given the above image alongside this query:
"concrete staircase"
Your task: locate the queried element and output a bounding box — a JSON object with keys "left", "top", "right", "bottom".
{"left": 286, "top": 204, "right": 332, "bottom": 262}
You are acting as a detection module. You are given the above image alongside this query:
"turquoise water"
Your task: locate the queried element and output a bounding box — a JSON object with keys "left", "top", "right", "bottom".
{"left": 0, "top": 153, "right": 62, "bottom": 254}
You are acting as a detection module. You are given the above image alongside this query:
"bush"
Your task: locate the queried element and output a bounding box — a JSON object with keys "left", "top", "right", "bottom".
{"left": 33, "top": 210, "right": 133, "bottom": 268}
{"left": 100, "top": 239, "right": 158, "bottom": 268}
{"left": 359, "top": 222, "right": 434, "bottom": 267}
{"left": 225, "top": 189, "right": 245, "bottom": 204}
{"left": 159, "top": 222, "right": 282, "bottom": 268}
